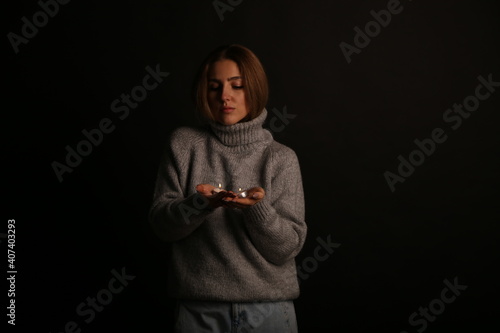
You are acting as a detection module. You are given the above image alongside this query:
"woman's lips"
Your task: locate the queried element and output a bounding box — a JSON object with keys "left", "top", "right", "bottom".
{"left": 221, "top": 107, "right": 235, "bottom": 113}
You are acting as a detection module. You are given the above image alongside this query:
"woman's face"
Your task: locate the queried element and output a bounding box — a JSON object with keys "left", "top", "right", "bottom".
{"left": 207, "top": 59, "right": 249, "bottom": 125}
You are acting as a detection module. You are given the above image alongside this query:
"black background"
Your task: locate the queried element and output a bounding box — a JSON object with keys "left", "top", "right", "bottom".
{"left": 4, "top": 0, "right": 500, "bottom": 332}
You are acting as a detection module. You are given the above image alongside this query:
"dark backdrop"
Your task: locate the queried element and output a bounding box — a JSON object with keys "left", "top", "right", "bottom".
{"left": 4, "top": 0, "right": 499, "bottom": 332}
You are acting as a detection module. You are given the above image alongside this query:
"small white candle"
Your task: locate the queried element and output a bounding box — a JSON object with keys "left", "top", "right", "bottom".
{"left": 237, "top": 187, "right": 248, "bottom": 198}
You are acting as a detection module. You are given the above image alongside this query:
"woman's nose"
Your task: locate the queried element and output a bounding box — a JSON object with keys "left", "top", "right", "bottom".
{"left": 220, "top": 85, "right": 231, "bottom": 101}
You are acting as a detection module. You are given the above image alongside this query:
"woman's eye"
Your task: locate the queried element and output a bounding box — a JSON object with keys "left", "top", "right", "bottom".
{"left": 232, "top": 85, "right": 244, "bottom": 89}
{"left": 209, "top": 85, "right": 220, "bottom": 91}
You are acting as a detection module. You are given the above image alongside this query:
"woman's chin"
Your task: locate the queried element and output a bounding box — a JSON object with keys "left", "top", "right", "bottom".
{"left": 217, "top": 114, "right": 243, "bottom": 126}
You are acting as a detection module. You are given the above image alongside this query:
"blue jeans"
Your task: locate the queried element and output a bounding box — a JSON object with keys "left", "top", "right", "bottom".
{"left": 174, "top": 300, "right": 298, "bottom": 333}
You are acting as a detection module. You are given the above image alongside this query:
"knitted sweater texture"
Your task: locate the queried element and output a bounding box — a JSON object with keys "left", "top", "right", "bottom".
{"left": 149, "top": 109, "right": 307, "bottom": 301}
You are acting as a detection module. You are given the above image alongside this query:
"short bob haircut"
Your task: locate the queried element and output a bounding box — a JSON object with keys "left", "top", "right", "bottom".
{"left": 194, "top": 44, "right": 269, "bottom": 122}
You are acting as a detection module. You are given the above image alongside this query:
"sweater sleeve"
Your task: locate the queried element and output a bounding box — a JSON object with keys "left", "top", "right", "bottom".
{"left": 149, "top": 129, "right": 212, "bottom": 242}
{"left": 243, "top": 148, "right": 307, "bottom": 265}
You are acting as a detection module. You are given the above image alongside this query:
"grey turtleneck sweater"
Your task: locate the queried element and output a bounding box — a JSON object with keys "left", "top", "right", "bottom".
{"left": 149, "top": 109, "right": 307, "bottom": 302}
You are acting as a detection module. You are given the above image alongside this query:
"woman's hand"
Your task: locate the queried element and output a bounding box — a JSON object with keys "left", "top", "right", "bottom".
{"left": 221, "top": 187, "right": 266, "bottom": 209}
{"left": 196, "top": 184, "right": 265, "bottom": 209}
{"left": 196, "top": 184, "right": 230, "bottom": 208}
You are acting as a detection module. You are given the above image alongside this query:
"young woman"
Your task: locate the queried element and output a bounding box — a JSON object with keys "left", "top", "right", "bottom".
{"left": 149, "top": 44, "right": 307, "bottom": 332}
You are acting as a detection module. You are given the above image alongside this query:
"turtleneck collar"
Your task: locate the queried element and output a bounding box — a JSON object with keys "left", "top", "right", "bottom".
{"left": 208, "top": 109, "right": 270, "bottom": 146}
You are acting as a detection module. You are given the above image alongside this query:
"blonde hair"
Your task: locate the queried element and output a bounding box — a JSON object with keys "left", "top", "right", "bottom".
{"left": 194, "top": 44, "right": 269, "bottom": 122}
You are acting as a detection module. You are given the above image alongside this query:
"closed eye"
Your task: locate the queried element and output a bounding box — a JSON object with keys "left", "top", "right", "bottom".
{"left": 208, "top": 85, "right": 244, "bottom": 91}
